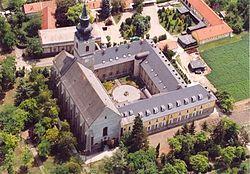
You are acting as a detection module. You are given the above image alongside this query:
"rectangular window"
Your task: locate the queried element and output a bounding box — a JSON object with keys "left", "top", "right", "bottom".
{"left": 91, "top": 137, "right": 94, "bottom": 146}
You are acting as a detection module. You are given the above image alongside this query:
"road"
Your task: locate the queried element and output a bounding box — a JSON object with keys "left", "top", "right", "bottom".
{"left": 15, "top": 47, "right": 54, "bottom": 70}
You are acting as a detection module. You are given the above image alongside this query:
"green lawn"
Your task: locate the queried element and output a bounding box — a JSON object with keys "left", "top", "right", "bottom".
{"left": 200, "top": 32, "right": 249, "bottom": 101}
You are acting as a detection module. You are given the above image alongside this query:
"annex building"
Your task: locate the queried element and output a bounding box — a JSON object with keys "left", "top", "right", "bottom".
{"left": 180, "top": 0, "right": 233, "bottom": 44}
{"left": 52, "top": 4, "right": 216, "bottom": 154}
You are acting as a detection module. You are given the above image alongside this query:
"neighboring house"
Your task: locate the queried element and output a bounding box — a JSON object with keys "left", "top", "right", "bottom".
{"left": 23, "top": 0, "right": 56, "bottom": 30}
{"left": 52, "top": 4, "right": 216, "bottom": 155}
{"left": 38, "top": 23, "right": 106, "bottom": 55}
{"left": 181, "top": 0, "right": 233, "bottom": 44}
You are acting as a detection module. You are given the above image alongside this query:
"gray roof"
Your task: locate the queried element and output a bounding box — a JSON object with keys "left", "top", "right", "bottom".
{"left": 189, "top": 59, "right": 206, "bottom": 69}
{"left": 60, "top": 60, "right": 119, "bottom": 127}
{"left": 178, "top": 34, "right": 197, "bottom": 45}
{"left": 187, "top": 22, "right": 206, "bottom": 32}
{"left": 53, "top": 50, "right": 75, "bottom": 76}
{"left": 93, "top": 40, "right": 186, "bottom": 92}
{"left": 177, "top": 5, "right": 189, "bottom": 14}
{"left": 118, "top": 84, "right": 216, "bottom": 124}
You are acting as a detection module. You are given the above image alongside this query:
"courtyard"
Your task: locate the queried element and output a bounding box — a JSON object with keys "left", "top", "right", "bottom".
{"left": 102, "top": 75, "right": 147, "bottom": 103}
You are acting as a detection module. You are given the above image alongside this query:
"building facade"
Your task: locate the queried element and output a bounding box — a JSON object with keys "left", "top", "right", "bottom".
{"left": 52, "top": 4, "right": 216, "bottom": 155}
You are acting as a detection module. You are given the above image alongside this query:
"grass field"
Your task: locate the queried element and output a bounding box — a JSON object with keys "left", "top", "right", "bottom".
{"left": 200, "top": 32, "right": 249, "bottom": 101}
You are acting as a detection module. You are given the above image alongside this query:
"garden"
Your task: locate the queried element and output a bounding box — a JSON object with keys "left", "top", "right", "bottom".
{"left": 200, "top": 32, "right": 249, "bottom": 101}
{"left": 120, "top": 13, "right": 151, "bottom": 39}
{"left": 158, "top": 7, "right": 193, "bottom": 34}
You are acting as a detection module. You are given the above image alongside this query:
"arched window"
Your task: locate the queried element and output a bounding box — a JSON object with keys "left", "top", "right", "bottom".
{"left": 86, "top": 46, "right": 89, "bottom": 52}
{"left": 103, "top": 127, "right": 108, "bottom": 136}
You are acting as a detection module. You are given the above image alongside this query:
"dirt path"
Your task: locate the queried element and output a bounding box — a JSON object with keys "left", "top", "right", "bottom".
{"left": 148, "top": 109, "right": 220, "bottom": 154}
{"left": 229, "top": 98, "right": 250, "bottom": 126}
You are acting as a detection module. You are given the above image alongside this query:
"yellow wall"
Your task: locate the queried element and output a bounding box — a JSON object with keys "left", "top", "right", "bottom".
{"left": 122, "top": 101, "right": 215, "bottom": 132}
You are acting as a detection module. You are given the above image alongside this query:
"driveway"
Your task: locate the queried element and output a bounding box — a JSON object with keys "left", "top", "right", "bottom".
{"left": 142, "top": 5, "right": 173, "bottom": 39}
{"left": 178, "top": 51, "right": 217, "bottom": 92}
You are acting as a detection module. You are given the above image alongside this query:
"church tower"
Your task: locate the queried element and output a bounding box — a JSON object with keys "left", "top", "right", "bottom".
{"left": 74, "top": 3, "right": 95, "bottom": 69}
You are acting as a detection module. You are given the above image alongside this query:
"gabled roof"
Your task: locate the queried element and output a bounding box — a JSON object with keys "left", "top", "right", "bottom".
{"left": 192, "top": 23, "right": 233, "bottom": 42}
{"left": 187, "top": 0, "right": 223, "bottom": 26}
{"left": 55, "top": 53, "right": 119, "bottom": 126}
{"left": 118, "top": 84, "right": 216, "bottom": 124}
{"left": 53, "top": 50, "right": 75, "bottom": 76}
{"left": 23, "top": 0, "right": 56, "bottom": 29}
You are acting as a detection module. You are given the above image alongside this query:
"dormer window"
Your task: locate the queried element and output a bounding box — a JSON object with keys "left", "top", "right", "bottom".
{"left": 153, "top": 107, "right": 159, "bottom": 114}
{"left": 160, "top": 105, "right": 166, "bottom": 111}
{"left": 176, "top": 100, "right": 181, "bottom": 107}
{"left": 145, "top": 110, "right": 151, "bottom": 116}
{"left": 198, "top": 94, "right": 203, "bottom": 100}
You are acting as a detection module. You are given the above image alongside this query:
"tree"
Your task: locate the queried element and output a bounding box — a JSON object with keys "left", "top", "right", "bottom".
{"left": 216, "top": 91, "right": 235, "bottom": 113}
{"left": 211, "top": 118, "right": 240, "bottom": 147}
{"left": 24, "top": 14, "right": 41, "bottom": 37}
{"left": 181, "top": 123, "right": 189, "bottom": 135}
{"left": 103, "top": 147, "right": 127, "bottom": 173}
{"left": 128, "top": 116, "right": 149, "bottom": 153}
{"left": 160, "top": 163, "right": 178, "bottom": 174}
{"left": 201, "top": 121, "right": 209, "bottom": 132}
{"left": 52, "top": 164, "right": 70, "bottom": 174}
{"left": 55, "top": 0, "right": 76, "bottom": 27}
{"left": 101, "top": 0, "right": 111, "bottom": 19}
{"left": 189, "top": 121, "right": 196, "bottom": 135}
{"left": 111, "top": 0, "right": 126, "bottom": 13}
{"left": 8, "top": 0, "right": 25, "bottom": 11}
{"left": 2, "top": 31, "right": 16, "bottom": 50}
{"left": 156, "top": 143, "right": 160, "bottom": 158}
{"left": 172, "top": 159, "right": 187, "bottom": 174}
{"left": 126, "top": 148, "right": 157, "bottom": 174}
{"left": 0, "top": 132, "right": 19, "bottom": 154}
{"left": 54, "top": 130, "right": 76, "bottom": 161}
{"left": 0, "top": 56, "right": 16, "bottom": 90}
{"left": 38, "top": 139, "right": 51, "bottom": 158}
{"left": 20, "top": 146, "right": 33, "bottom": 173}
{"left": 133, "top": 0, "right": 143, "bottom": 13}
{"left": 44, "top": 126, "right": 60, "bottom": 145}
{"left": 0, "top": 105, "right": 28, "bottom": 134}
{"left": 19, "top": 98, "right": 40, "bottom": 125}
{"left": 220, "top": 146, "right": 236, "bottom": 167}
{"left": 66, "top": 3, "right": 94, "bottom": 25}
{"left": 26, "top": 37, "right": 43, "bottom": 57}
{"left": 190, "top": 154, "right": 209, "bottom": 173}
{"left": 64, "top": 161, "right": 82, "bottom": 174}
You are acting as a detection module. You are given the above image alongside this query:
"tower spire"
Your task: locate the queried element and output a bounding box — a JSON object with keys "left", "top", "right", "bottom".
{"left": 81, "top": 2, "right": 88, "bottom": 19}
{"left": 76, "top": 1, "right": 93, "bottom": 40}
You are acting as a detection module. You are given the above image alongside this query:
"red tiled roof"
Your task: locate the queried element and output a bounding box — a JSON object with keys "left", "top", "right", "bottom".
{"left": 187, "top": 0, "right": 222, "bottom": 26}
{"left": 186, "top": 0, "right": 233, "bottom": 42}
{"left": 23, "top": 0, "right": 56, "bottom": 30}
{"left": 192, "top": 22, "right": 233, "bottom": 42}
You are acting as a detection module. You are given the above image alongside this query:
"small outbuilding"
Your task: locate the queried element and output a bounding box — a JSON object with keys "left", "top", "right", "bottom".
{"left": 188, "top": 59, "right": 206, "bottom": 74}
{"left": 177, "top": 5, "right": 189, "bottom": 15}
{"left": 177, "top": 34, "right": 197, "bottom": 49}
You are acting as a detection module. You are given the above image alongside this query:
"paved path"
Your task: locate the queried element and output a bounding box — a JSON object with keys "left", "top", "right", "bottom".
{"left": 142, "top": 4, "right": 174, "bottom": 39}
{"left": 84, "top": 147, "right": 118, "bottom": 164}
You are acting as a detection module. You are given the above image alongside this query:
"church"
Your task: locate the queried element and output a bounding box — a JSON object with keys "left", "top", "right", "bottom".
{"left": 51, "top": 4, "right": 216, "bottom": 155}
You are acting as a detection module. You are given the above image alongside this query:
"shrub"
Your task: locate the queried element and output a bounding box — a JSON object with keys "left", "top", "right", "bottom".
{"left": 153, "top": 36, "right": 158, "bottom": 43}
{"left": 146, "top": 34, "right": 150, "bottom": 39}
{"left": 105, "top": 17, "right": 113, "bottom": 26}
{"left": 158, "top": 34, "right": 167, "bottom": 41}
